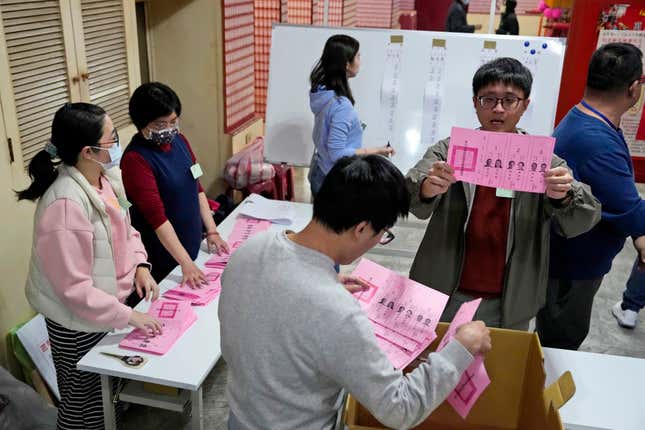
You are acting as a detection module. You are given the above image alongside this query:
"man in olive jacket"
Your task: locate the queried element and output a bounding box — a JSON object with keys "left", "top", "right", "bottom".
{"left": 406, "top": 58, "right": 601, "bottom": 329}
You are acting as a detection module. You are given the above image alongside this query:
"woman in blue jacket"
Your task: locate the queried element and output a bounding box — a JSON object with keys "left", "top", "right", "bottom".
{"left": 308, "top": 34, "right": 393, "bottom": 195}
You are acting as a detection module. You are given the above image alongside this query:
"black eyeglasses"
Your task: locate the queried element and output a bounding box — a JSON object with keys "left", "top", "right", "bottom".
{"left": 477, "top": 95, "right": 524, "bottom": 110}
{"left": 379, "top": 229, "right": 395, "bottom": 245}
{"left": 97, "top": 128, "right": 120, "bottom": 147}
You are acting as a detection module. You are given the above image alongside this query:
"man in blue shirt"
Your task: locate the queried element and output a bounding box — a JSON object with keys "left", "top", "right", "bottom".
{"left": 537, "top": 43, "right": 645, "bottom": 349}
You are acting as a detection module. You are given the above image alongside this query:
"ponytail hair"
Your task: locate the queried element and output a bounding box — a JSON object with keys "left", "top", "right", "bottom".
{"left": 16, "top": 102, "right": 106, "bottom": 201}
{"left": 310, "top": 34, "right": 360, "bottom": 105}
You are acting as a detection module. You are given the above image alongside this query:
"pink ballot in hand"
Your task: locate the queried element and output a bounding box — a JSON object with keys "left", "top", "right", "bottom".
{"left": 119, "top": 300, "right": 197, "bottom": 355}
{"left": 447, "top": 127, "right": 555, "bottom": 193}
{"left": 447, "top": 355, "right": 491, "bottom": 419}
{"left": 436, "top": 298, "right": 482, "bottom": 352}
{"left": 351, "top": 258, "right": 449, "bottom": 369}
{"left": 436, "top": 298, "right": 491, "bottom": 419}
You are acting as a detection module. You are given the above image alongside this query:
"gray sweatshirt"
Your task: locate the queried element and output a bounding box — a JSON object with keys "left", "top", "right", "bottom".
{"left": 219, "top": 230, "right": 474, "bottom": 430}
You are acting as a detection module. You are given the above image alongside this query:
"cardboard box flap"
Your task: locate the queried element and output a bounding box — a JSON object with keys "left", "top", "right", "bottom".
{"left": 543, "top": 371, "right": 575, "bottom": 411}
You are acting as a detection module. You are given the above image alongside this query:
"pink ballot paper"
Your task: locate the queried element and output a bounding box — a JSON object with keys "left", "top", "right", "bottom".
{"left": 163, "top": 270, "right": 222, "bottom": 306}
{"left": 204, "top": 217, "right": 271, "bottom": 269}
{"left": 226, "top": 217, "right": 272, "bottom": 251}
{"left": 119, "top": 300, "right": 197, "bottom": 355}
{"left": 436, "top": 298, "right": 491, "bottom": 419}
{"left": 447, "top": 127, "right": 555, "bottom": 193}
{"left": 351, "top": 258, "right": 449, "bottom": 369}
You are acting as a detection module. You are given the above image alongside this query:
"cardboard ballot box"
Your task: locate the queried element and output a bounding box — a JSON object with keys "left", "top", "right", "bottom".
{"left": 345, "top": 323, "right": 575, "bottom": 430}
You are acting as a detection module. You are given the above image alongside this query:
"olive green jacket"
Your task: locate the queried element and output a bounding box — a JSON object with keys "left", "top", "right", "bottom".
{"left": 406, "top": 136, "right": 601, "bottom": 327}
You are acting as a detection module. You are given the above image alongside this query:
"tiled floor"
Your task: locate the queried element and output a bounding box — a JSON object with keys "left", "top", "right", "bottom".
{"left": 122, "top": 172, "right": 645, "bottom": 429}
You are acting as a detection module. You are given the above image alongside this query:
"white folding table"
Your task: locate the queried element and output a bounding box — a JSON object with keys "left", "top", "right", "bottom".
{"left": 543, "top": 347, "right": 645, "bottom": 430}
{"left": 77, "top": 198, "right": 313, "bottom": 429}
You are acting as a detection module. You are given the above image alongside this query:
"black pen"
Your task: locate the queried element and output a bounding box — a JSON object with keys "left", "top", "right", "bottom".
{"left": 386, "top": 141, "right": 392, "bottom": 158}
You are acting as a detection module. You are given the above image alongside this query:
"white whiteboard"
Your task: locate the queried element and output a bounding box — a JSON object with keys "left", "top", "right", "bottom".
{"left": 264, "top": 24, "right": 566, "bottom": 173}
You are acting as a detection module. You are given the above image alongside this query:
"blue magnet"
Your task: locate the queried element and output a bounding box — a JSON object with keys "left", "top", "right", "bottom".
{"left": 530, "top": 49, "right": 536, "bottom": 55}
{"left": 524, "top": 41, "right": 530, "bottom": 47}
{"left": 542, "top": 43, "right": 548, "bottom": 49}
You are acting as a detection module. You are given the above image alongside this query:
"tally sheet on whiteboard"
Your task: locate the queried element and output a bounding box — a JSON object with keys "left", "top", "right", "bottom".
{"left": 447, "top": 127, "right": 555, "bottom": 193}
{"left": 351, "top": 258, "right": 448, "bottom": 369}
{"left": 380, "top": 42, "right": 403, "bottom": 144}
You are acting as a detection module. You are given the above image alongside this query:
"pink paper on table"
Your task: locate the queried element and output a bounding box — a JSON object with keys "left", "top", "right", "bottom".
{"left": 226, "top": 217, "right": 272, "bottom": 251}
{"left": 447, "top": 127, "right": 555, "bottom": 193}
{"left": 119, "top": 300, "right": 197, "bottom": 355}
{"left": 163, "top": 270, "right": 222, "bottom": 306}
{"left": 205, "top": 217, "right": 271, "bottom": 269}
{"left": 436, "top": 298, "right": 490, "bottom": 419}
{"left": 351, "top": 258, "right": 449, "bottom": 369}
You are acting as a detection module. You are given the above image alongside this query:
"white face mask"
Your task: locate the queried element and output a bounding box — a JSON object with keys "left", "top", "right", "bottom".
{"left": 90, "top": 141, "right": 122, "bottom": 170}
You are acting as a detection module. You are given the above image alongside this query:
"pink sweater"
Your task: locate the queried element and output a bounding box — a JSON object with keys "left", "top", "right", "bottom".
{"left": 36, "top": 176, "right": 148, "bottom": 329}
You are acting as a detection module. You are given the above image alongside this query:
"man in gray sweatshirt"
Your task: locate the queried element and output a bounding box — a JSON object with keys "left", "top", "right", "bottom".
{"left": 219, "top": 155, "right": 492, "bottom": 430}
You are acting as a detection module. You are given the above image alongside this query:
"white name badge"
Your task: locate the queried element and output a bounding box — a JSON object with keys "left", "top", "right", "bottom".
{"left": 190, "top": 163, "right": 203, "bottom": 179}
{"left": 496, "top": 188, "right": 515, "bottom": 199}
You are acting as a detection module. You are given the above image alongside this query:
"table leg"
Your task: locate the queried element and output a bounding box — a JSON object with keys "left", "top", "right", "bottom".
{"left": 100, "top": 375, "right": 117, "bottom": 430}
{"left": 191, "top": 386, "right": 203, "bottom": 430}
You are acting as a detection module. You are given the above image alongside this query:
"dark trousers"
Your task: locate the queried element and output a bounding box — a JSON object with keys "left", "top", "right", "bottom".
{"left": 623, "top": 257, "right": 645, "bottom": 312}
{"left": 536, "top": 277, "right": 603, "bottom": 350}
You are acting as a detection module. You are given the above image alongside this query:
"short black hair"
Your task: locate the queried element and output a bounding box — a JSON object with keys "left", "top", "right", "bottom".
{"left": 313, "top": 155, "right": 409, "bottom": 234}
{"left": 472, "top": 57, "right": 533, "bottom": 98}
{"left": 129, "top": 82, "right": 182, "bottom": 130}
{"left": 587, "top": 43, "right": 643, "bottom": 94}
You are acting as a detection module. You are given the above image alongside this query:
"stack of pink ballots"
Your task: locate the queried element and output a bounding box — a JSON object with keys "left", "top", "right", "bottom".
{"left": 119, "top": 300, "right": 197, "bottom": 355}
{"left": 203, "top": 217, "right": 271, "bottom": 270}
{"left": 163, "top": 217, "right": 272, "bottom": 306}
{"left": 163, "top": 270, "right": 222, "bottom": 306}
{"left": 352, "top": 258, "right": 490, "bottom": 418}
{"left": 351, "top": 258, "right": 449, "bottom": 369}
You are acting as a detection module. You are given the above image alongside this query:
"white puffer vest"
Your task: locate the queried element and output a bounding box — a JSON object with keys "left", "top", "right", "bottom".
{"left": 25, "top": 165, "right": 134, "bottom": 333}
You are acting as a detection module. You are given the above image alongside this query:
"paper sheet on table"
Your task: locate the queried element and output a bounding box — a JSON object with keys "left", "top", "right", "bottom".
{"left": 164, "top": 270, "right": 222, "bottom": 306}
{"left": 237, "top": 193, "right": 295, "bottom": 225}
{"left": 351, "top": 258, "right": 449, "bottom": 369}
{"left": 119, "top": 300, "right": 197, "bottom": 355}
{"left": 436, "top": 298, "right": 491, "bottom": 419}
{"left": 204, "top": 216, "right": 271, "bottom": 269}
{"left": 447, "top": 127, "right": 555, "bottom": 193}
{"left": 226, "top": 216, "right": 272, "bottom": 251}
{"left": 16, "top": 314, "right": 60, "bottom": 400}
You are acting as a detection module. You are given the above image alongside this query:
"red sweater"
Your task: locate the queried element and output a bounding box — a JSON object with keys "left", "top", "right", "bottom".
{"left": 120, "top": 134, "right": 204, "bottom": 230}
{"left": 458, "top": 186, "right": 512, "bottom": 298}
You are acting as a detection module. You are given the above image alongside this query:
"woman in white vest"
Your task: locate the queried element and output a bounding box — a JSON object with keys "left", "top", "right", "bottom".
{"left": 17, "top": 102, "right": 163, "bottom": 429}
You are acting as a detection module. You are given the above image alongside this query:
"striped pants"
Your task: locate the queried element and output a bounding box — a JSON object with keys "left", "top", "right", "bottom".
{"left": 46, "top": 319, "right": 122, "bottom": 430}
